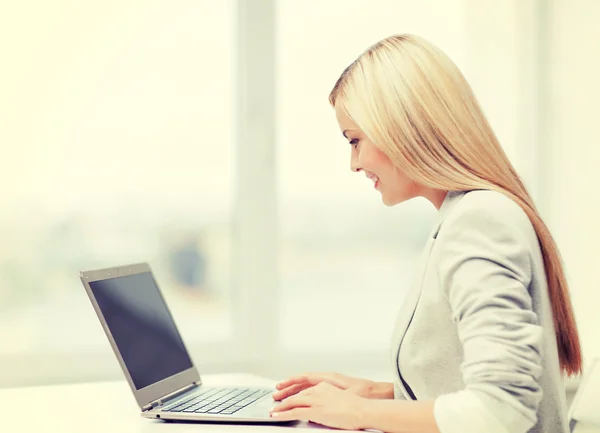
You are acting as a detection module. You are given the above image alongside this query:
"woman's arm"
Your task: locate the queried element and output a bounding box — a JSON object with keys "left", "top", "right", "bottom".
{"left": 273, "top": 373, "right": 395, "bottom": 400}
{"left": 357, "top": 197, "right": 543, "bottom": 433}
{"left": 430, "top": 198, "right": 543, "bottom": 433}
{"left": 359, "top": 399, "right": 439, "bottom": 433}
{"left": 363, "top": 381, "right": 395, "bottom": 399}
{"left": 271, "top": 381, "right": 509, "bottom": 432}
{"left": 359, "top": 393, "right": 511, "bottom": 433}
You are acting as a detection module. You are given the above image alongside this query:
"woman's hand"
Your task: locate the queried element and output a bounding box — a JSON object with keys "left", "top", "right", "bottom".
{"left": 270, "top": 381, "right": 370, "bottom": 429}
{"left": 272, "top": 372, "right": 392, "bottom": 401}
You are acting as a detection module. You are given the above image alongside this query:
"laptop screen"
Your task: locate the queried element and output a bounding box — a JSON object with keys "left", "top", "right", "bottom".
{"left": 89, "top": 271, "right": 194, "bottom": 390}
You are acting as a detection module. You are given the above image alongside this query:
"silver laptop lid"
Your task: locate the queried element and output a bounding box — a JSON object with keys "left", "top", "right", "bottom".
{"left": 80, "top": 262, "right": 201, "bottom": 409}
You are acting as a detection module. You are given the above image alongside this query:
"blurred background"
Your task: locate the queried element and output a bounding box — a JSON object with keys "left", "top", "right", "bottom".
{"left": 0, "top": 0, "right": 598, "bottom": 395}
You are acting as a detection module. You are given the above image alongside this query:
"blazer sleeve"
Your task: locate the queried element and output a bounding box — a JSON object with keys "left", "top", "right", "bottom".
{"left": 432, "top": 202, "right": 544, "bottom": 433}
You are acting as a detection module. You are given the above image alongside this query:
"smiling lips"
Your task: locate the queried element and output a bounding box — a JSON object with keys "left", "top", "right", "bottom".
{"left": 366, "top": 172, "right": 380, "bottom": 189}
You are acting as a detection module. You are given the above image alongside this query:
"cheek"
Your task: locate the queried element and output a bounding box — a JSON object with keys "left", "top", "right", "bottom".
{"left": 360, "top": 144, "right": 391, "bottom": 174}
{"left": 360, "top": 144, "right": 416, "bottom": 193}
{"left": 371, "top": 151, "right": 399, "bottom": 185}
{"left": 369, "top": 148, "right": 417, "bottom": 194}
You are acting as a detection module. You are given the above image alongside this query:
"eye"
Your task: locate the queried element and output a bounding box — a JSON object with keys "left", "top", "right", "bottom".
{"left": 349, "top": 138, "right": 359, "bottom": 147}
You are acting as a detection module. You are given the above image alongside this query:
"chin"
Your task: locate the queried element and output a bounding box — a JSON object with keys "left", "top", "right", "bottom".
{"left": 381, "top": 195, "right": 402, "bottom": 207}
{"left": 381, "top": 192, "right": 413, "bottom": 207}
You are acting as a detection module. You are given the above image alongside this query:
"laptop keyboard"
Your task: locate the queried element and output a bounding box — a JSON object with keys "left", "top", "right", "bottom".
{"left": 161, "top": 387, "right": 273, "bottom": 415}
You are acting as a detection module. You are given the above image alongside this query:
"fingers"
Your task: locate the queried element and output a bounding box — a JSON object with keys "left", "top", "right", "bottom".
{"left": 275, "top": 374, "right": 311, "bottom": 390}
{"left": 271, "top": 393, "right": 312, "bottom": 413}
{"left": 276, "top": 373, "right": 343, "bottom": 390}
{"left": 270, "top": 407, "right": 312, "bottom": 421}
{"left": 272, "top": 383, "right": 309, "bottom": 401}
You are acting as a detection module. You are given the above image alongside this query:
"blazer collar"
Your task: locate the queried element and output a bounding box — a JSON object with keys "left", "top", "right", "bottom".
{"left": 390, "top": 189, "right": 470, "bottom": 399}
{"left": 431, "top": 190, "right": 469, "bottom": 239}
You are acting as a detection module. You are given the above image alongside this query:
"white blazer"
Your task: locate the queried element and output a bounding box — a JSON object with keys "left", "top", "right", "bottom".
{"left": 391, "top": 190, "right": 569, "bottom": 433}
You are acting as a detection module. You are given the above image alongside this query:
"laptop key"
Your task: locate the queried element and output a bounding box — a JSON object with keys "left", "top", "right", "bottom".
{"left": 172, "top": 396, "right": 204, "bottom": 411}
{"left": 220, "top": 408, "right": 240, "bottom": 415}
{"left": 183, "top": 403, "right": 206, "bottom": 412}
{"left": 207, "top": 408, "right": 224, "bottom": 414}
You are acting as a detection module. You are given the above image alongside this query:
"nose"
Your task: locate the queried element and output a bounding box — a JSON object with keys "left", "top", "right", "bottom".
{"left": 350, "top": 152, "right": 361, "bottom": 173}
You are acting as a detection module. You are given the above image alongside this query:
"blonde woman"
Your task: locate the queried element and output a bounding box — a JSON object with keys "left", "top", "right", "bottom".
{"left": 269, "top": 35, "right": 582, "bottom": 433}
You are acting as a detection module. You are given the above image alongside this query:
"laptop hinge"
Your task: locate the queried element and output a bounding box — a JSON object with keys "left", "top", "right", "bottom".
{"left": 142, "top": 382, "right": 198, "bottom": 412}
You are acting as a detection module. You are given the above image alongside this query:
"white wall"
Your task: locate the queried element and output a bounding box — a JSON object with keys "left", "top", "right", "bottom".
{"left": 466, "top": 0, "right": 600, "bottom": 372}
{"left": 466, "top": 0, "right": 551, "bottom": 206}
{"left": 548, "top": 0, "right": 600, "bottom": 365}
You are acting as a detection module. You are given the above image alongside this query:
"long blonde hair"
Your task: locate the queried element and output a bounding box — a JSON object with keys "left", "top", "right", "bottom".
{"left": 330, "top": 34, "right": 582, "bottom": 376}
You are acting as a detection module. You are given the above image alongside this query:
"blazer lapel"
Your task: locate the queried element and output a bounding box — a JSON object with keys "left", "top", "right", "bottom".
{"left": 391, "top": 190, "right": 469, "bottom": 399}
{"left": 431, "top": 190, "right": 469, "bottom": 239}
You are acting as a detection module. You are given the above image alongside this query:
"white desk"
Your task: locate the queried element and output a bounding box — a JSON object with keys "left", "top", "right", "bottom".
{"left": 0, "top": 373, "right": 329, "bottom": 433}
{"left": 1, "top": 373, "right": 598, "bottom": 433}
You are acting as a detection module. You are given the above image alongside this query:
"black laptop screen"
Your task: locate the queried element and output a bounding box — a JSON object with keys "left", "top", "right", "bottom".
{"left": 89, "top": 272, "right": 194, "bottom": 390}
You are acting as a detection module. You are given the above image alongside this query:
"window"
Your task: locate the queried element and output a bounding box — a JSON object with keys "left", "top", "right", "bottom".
{"left": 276, "top": 0, "right": 465, "bottom": 352}
{"left": 276, "top": 0, "right": 540, "bottom": 352}
{"left": 0, "top": 0, "right": 235, "bottom": 385}
{"left": 0, "top": 0, "right": 545, "bottom": 386}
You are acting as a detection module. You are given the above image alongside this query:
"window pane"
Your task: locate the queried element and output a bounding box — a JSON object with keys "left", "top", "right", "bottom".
{"left": 276, "top": 0, "right": 503, "bottom": 351}
{"left": 0, "top": 1, "right": 234, "bottom": 366}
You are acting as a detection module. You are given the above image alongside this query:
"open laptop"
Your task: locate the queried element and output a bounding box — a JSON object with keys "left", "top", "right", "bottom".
{"left": 80, "top": 262, "right": 284, "bottom": 423}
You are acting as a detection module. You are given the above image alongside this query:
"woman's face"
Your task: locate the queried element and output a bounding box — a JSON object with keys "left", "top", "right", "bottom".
{"left": 335, "top": 104, "right": 421, "bottom": 206}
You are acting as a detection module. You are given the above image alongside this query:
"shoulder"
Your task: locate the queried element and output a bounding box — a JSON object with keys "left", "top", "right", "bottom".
{"left": 442, "top": 190, "right": 535, "bottom": 240}
{"left": 434, "top": 190, "right": 536, "bottom": 286}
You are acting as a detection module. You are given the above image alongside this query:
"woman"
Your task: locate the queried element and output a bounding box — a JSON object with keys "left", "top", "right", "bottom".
{"left": 269, "top": 34, "right": 582, "bottom": 433}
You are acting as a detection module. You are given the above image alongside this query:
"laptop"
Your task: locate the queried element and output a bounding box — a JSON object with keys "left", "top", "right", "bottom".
{"left": 80, "top": 262, "right": 285, "bottom": 423}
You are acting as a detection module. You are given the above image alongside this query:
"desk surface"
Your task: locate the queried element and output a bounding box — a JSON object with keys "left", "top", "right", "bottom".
{"left": 1, "top": 373, "right": 598, "bottom": 433}
{"left": 0, "top": 373, "right": 328, "bottom": 433}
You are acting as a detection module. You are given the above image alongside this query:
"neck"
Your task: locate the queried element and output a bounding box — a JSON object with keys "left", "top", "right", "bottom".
{"left": 421, "top": 188, "right": 449, "bottom": 210}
